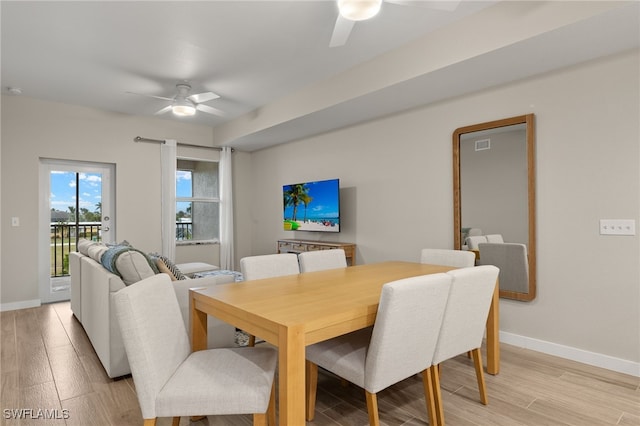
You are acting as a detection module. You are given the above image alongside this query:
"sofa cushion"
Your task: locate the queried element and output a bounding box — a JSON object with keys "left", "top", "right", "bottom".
{"left": 88, "top": 243, "right": 109, "bottom": 262}
{"left": 77, "top": 238, "right": 96, "bottom": 256}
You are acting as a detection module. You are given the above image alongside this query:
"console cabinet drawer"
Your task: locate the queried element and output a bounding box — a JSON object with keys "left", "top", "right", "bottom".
{"left": 277, "top": 239, "right": 356, "bottom": 265}
{"left": 278, "top": 242, "right": 293, "bottom": 252}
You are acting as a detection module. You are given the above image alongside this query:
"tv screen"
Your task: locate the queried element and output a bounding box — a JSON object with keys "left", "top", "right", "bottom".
{"left": 283, "top": 178, "right": 340, "bottom": 233}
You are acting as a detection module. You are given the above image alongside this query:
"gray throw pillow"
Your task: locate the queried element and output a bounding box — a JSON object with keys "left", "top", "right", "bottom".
{"left": 115, "top": 251, "right": 156, "bottom": 285}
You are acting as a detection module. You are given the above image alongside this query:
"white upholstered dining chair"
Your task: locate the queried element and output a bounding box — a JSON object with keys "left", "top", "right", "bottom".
{"left": 479, "top": 242, "right": 529, "bottom": 293}
{"left": 240, "top": 253, "right": 300, "bottom": 346}
{"left": 465, "top": 235, "right": 488, "bottom": 250}
{"left": 298, "top": 248, "right": 347, "bottom": 272}
{"left": 240, "top": 253, "right": 300, "bottom": 280}
{"left": 430, "top": 265, "right": 500, "bottom": 426}
{"left": 113, "top": 274, "right": 277, "bottom": 426}
{"left": 305, "top": 273, "right": 452, "bottom": 426}
{"left": 420, "top": 248, "right": 476, "bottom": 268}
{"left": 485, "top": 234, "right": 504, "bottom": 243}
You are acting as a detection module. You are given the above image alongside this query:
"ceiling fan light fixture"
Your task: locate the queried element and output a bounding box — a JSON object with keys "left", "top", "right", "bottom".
{"left": 338, "top": 0, "right": 382, "bottom": 21}
{"left": 172, "top": 98, "right": 196, "bottom": 116}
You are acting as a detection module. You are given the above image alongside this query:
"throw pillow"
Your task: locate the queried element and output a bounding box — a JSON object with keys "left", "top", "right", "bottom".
{"left": 115, "top": 251, "right": 156, "bottom": 285}
{"left": 156, "top": 260, "right": 178, "bottom": 281}
{"left": 155, "top": 259, "right": 173, "bottom": 280}
{"left": 149, "top": 253, "right": 187, "bottom": 281}
{"left": 101, "top": 245, "right": 159, "bottom": 285}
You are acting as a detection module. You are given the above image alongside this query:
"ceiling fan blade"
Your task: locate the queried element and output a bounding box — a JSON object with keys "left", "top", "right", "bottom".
{"left": 385, "top": 0, "right": 461, "bottom": 12}
{"left": 188, "top": 91, "right": 220, "bottom": 104}
{"left": 126, "top": 91, "right": 174, "bottom": 102}
{"left": 329, "top": 15, "right": 356, "bottom": 48}
{"left": 196, "top": 104, "right": 226, "bottom": 116}
{"left": 154, "top": 105, "right": 172, "bottom": 115}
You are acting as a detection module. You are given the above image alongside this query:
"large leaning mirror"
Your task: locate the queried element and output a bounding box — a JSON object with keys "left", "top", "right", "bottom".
{"left": 453, "top": 114, "right": 536, "bottom": 301}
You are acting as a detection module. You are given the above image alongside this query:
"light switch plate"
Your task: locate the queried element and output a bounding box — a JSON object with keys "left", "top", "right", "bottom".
{"left": 599, "top": 219, "right": 636, "bottom": 236}
{"left": 11, "top": 217, "right": 19, "bottom": 227}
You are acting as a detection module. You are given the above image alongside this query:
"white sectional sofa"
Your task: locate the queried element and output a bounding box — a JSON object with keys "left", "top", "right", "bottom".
{"left": 69, "top": 239, "right": 236, "bottom": 378}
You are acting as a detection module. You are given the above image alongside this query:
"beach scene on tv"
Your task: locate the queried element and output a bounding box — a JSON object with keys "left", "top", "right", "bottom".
{"left": 283, "top": 179, "right": 340, "bottom": 232}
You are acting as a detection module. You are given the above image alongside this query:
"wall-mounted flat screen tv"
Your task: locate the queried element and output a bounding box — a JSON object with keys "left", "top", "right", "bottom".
{"left": 283, "top": 178, "right": 340, "bottom": 233}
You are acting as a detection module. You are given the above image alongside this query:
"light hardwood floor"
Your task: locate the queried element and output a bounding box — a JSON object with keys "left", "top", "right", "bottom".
{"left": 1, "top": 302, "right": 638, "bottom": 426}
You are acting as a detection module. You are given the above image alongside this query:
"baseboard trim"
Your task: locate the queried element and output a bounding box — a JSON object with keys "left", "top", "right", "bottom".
{"left": 500, "top": 331, "right": 640, "bottom": 377}
{"left": 0, "top": 299, "right": 41, "bottom": 312}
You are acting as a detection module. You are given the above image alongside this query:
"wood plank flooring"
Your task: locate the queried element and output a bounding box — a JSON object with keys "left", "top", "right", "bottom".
{"left": 1, "top": 302, "right": 638, "bottom": 426}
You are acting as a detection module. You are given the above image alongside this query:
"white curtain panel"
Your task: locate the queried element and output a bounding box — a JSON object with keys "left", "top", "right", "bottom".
{"left": 219, "top": 147, "right": 234, "bottom": 270}
{"left": 161, "top": 139, "right": 177, "bottom": 261}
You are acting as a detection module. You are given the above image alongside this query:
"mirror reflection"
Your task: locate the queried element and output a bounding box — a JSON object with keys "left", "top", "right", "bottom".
{"left": 453, "top": 114, "right": 536, "bottom": 301}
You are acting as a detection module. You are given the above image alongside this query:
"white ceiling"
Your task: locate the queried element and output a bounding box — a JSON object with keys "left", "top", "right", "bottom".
{"left": 2, "top": 1, "right": 639, "bottom": 151}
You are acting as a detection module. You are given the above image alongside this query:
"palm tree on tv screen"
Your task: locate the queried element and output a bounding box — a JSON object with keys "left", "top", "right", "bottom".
{"left": 301, "top": 193, "right": 313, "bottom": 223}
{"left": 284, "top": 184, "right": 310, "bottom": 221}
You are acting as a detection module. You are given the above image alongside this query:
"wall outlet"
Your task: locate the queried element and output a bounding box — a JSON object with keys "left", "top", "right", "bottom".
{"left": 599, "top": 219, "right": 635, "bottom": 236}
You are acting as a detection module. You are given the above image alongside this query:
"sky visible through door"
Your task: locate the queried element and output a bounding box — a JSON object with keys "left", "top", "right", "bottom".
{"left": 49, "top": 170, "right": 103, "bottom": 285}
{"left": 50, "top": 171, "right": 102, "bottom": 222}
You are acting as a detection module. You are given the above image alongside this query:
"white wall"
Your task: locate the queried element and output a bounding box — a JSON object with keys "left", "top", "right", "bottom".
{"left": 240, "top": 50, "right": 639, "bottom": 371}
{"left": 1, "top": 96, "right": 217, "bottom": 307}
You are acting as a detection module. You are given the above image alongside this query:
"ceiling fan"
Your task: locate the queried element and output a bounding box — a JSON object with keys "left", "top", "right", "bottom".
{"left": 127, "top": 83, "right": 225, "bottom": 117}
{"left": 330, "top": 0, "right": 461, "bottom": 47}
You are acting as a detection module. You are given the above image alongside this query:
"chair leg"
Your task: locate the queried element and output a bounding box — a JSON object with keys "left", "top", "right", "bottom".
{"left": 171, "top": 417, "right": 180, "bottom": 426}
{"left": 253, "top": 413, "right": 267, "bottom": 426}
{"left": 248, "top": 334, "right": 256, "bottom": 347}
{"left": 471, "top": 348, "right": 489, "bottom": 405}
{"left": 305, "top": 360, "right": 319, "bottom": 421}
{"left": 431, "top": 364, "right": 445, "bottom": 426}
{"left": 422, "top": 367, "right": 438, "bottom": 426}
{"left": 143, "top": 419, "right": 157, "bottom": 426}
{"left": 365, "top": 391, "right": 380, "bottom": 426}
{"left": 268, "top": 381, "right": 276, "bottom": 426}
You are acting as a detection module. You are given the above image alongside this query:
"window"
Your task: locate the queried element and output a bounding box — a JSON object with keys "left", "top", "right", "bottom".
{"left": 176, "top": 159, "right": 219, "bottom": 242}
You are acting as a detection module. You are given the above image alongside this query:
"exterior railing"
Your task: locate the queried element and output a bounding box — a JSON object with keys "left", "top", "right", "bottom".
{"left": 50, "top": 221, "right": 194, "bottom": 277}
{"left": 50, "top": 222, "right": 101, "bottom": 277}
{"left": 176, "top": 222, "right": 193, "bottom": 241}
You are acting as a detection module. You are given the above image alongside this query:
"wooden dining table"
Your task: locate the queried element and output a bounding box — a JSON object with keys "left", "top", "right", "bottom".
{"left": 190, "top": 261, "right": 500, "bottom": 425}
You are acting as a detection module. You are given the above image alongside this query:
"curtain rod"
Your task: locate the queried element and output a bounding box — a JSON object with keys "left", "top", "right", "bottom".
{"left": 133, "top": 136, "right": 233, "bottom": 152}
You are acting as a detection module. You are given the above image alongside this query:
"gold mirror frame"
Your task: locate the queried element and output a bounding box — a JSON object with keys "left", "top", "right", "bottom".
{"left": 453, "top": 114, "right": 536, "bottom": 301}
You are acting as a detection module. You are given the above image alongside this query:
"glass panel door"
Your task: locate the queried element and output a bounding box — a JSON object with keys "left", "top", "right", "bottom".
{"left": 39, "top": 159, "right": 115, "bottom": 303}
